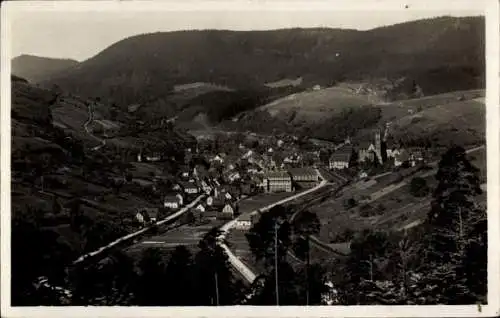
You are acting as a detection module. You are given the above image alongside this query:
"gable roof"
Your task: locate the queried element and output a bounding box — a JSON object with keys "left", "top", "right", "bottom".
{"left": 330, "top": 153, "right": 351, "bottom": 162}
{"left": 266, "top": 171, "right": 291, "bottom": 180}
{"left": 288, "top": 167, "right": 317, "bottom": 178}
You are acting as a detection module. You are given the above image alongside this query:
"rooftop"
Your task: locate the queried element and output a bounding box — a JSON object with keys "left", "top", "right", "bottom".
{"left": 288, "top": 167, "right": 317, "bottom": 177}
{"left": 266, "top": 171, "right": 291, "bottom": 180}
{"left": 330, "top": 153, "right": 351, "bottom": 162}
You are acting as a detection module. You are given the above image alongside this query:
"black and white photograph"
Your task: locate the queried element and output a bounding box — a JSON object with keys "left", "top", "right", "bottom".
{"left": 1, "top": 0, "right": 499, "bottom": 316}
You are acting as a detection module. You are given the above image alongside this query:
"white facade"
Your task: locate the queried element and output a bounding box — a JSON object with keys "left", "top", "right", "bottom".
{"left": 176, "top": 193, "right": 184, "bottom": 206}
{"left": 196, "top": 204, "right": 206, "bottom": 212}
{"left": 164, "top": 201, "right": 179, "bottom": 209}
{"left": 330, "top": 160, "right": 349, "bottom": 170}
{"left": 234, "top": 220, "right": 252, "bottom": 230}
{"left": 136, "top": 212, "right": 145, "bottom": 223}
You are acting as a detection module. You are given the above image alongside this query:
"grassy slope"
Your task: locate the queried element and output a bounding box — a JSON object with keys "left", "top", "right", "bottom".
{"left": 388, "top": 96, "right": 485, "bottom": 147}
{"left": 257, "top": 86, "right": 375, "bottom": 123}
{"left": 311, "top": 149, "right": 486, "bottom": 244}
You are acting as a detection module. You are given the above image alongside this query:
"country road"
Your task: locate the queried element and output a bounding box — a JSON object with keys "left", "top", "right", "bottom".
{"left": 72, "top": 194, "right": 206, "bottom": 265}
{"left": 217, "top": 169, "right": 328, "bottom": 284}
{"left": 83, "top": 101, "right": 106, "bottom": 151}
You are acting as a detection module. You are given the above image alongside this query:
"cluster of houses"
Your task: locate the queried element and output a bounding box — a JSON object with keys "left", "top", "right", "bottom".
{"left": 328, "top": 130, "right": 427, "bottom": 171}
{"left": 263, "top": 167, "right": 320, "bottom": 193}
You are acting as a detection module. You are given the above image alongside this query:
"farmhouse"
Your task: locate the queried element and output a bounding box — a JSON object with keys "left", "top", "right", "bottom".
{"left": 266, "top": 171, "right": 292, "bottom": 193}
{"left": 195, "top": 203, "right": 206, "bottom": 213}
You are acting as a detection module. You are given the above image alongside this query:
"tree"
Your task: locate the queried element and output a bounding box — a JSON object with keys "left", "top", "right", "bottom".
{"left": 135, "top": 248, "right": 167, "bottom": 305}
{"left": 193, "top": 228, "right": 245, "bottom": 305}
{"left": 409, "top": 177, "right": 429, "bottom": 197}
{"left": 423, "top": 146, "right": 486, "bottom": 304}
{"left": 164, "top": 246, "right": 195, "bottom": 306}
{"left": 245, "top": 205, "right": 291, "bottom": 267}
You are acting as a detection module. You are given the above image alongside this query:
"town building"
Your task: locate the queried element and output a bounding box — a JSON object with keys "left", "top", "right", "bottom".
{"left": 357, "top": 130, "right": 383, "bottom": 164}
{"left": 180, "top": 181, "right": 200, "bottom": 195}
{"left": 266, "top": 171, "right": 292, "bottom": 193}
{"left": 289, "top": 167, "right": 319, "bottom": 183}
{"left": 394, "top": 150, "right": 410, "bottom": 167}
{"left": 329, "top": 152, "right": 351, "bottom": 170}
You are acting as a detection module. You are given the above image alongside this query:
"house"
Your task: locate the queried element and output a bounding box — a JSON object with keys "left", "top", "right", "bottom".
{"left": 220, "top": 203, "right": 236, "bottom": 220}
{"left": 266, "top": 171, "right": 292, "bottom": 193}
{"left": 176, "top": 193, "right": 184, "bottom": 206}
{"left": 357, "top": 130, "right": 383, "bottom": 164}
{"left": 211, "top": 154, "right": 225, "bottom": 164}
{"left": 135, "top": 211, "right": 146, "bottom": 224}
{"left": 289, "top": 167, "right": 318, "bottom": 182}
{"left": 394, "top": 150, "right": 410, "bottom": 167}
{"left": 206, "top": 196, "right": 225, "bottom": 210}
{"left": 195, "top": 203, "right": 206, "bottom": 213}
{"left": 164, "top": 195, "right": 182, "bottom": 209}
{"left": 329, "top": 144, "right": 354, "bottom": 169}
{"left": 137, "top": 207, "right": 160, "bottom": 222}
{"left": 359, "top": 171, "right": 369, "bottom": 180}
{"left": 204, "top": 210, "right": 219, "bottom": 221}
{"left": 234, "top": 213, "right": 253, "bottom": 230}
{"left": 180, "top": 181, "right": 199, "bottom": 195}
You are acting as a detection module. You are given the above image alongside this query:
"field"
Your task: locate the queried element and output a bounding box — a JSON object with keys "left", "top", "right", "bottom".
{"left": 258, "top": 86, "right": 376, "bottom": 123}
{"left": 125, "top": 221, "right": 224, "bottom": 260}
{"left": 237, "top": 192, "right": 301, "bottom": 214}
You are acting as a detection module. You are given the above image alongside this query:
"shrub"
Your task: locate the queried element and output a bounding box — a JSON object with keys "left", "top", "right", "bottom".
{"left": 410, "top": 177, "right": 429, "bottom": 197}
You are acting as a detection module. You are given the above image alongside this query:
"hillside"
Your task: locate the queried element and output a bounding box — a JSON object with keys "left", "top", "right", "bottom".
{"left": 11, "top": 76, "right": 197, "bottom": 261}
{"left": 42, "top": 16, "right": 484, "bottom": 123}
{"left": 12, "top": 55, "right": 79, "bottom": 83}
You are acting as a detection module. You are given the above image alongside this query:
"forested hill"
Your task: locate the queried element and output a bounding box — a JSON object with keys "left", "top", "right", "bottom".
{"left": 42, "top": 16, "right": 484, "bottom": 108}
{"left": 12, "top": 55, "right": 79, "bottom": 84}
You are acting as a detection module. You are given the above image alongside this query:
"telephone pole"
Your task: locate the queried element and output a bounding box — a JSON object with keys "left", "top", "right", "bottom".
{"left": 214, "top": 271, "right": 220, "bottom": 306}
{"left": 305, "top": 235, "right": 310, "bottom": 306}
{"left": 274, "top": 221, "right": 279, "bottom": 306}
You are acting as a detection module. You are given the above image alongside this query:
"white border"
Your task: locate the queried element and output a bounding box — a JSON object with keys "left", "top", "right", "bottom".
{"left": 1, "top": 1, "right": 499, "bottom": 317}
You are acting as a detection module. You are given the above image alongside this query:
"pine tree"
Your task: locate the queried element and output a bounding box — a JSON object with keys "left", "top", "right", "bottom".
{"left": 423, "top": 146, "right": 485, "bottom": 304}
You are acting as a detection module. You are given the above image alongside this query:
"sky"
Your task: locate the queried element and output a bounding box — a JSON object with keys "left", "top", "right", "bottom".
{"left": 7, "top": 0, "right": 486, "bottom": 62}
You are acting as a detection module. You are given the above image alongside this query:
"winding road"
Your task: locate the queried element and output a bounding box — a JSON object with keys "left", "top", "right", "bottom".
{"left": 83, "top": 101, "right": 106, "bottom": 151}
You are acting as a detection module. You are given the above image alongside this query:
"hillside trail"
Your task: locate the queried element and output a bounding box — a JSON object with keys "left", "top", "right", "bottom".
{"left": 83, "top": 101, "right": 106, "bottom": 151}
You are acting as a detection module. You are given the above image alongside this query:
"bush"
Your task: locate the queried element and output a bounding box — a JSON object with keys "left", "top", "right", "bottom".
{"left": 343, "top": 197, "right": 357, "bottom": 209}
{"left": 410, "top": 177, "right": 429, "bottom": 197}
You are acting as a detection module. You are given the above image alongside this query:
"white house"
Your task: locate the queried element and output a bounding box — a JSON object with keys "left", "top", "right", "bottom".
{"left": 164, "top": 195, "right": 181, "bottom": 209}
{"left": 222, "top": 204, "right": 235, "bottom": 219}
{"left": 135, "top": 212, "right": 145, "bottom": 224}
{"left": 234, "top": 213, "right": 252, "bottom": 230}
{"left": 195, "top": 204, "right": 206, "bottom": 213}
{"left": 176, "top": 193, "right": 184, "bottom": 206}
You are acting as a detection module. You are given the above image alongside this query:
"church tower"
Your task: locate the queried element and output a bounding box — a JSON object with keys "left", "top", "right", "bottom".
{"left": 374, "top": 130, "right": 382, "bottom": 164}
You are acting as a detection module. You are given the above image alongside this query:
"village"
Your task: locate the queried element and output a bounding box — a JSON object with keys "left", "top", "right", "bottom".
{"left": 132, "top": 124, "right": 434, "bottom": 233}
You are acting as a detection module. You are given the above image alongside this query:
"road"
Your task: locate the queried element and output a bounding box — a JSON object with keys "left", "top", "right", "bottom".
{"left": 217, "top": 169, "right": 328, "bottom": 284}
{"left": 72, "top": 194, "right": 205, "bottom": 265}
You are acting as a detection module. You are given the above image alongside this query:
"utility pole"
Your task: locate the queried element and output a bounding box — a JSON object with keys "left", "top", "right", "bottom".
{"left": 214, "top": 271, "right": 220, "bottom": 306}
{"left": 305, "top": 235, "right": 310, "bottom": 306}
{"left": 369, "top": 254, "right": 373, "bottom": 282}
{"left": 274, "top": 221, "right": 280, "bottom": 306}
